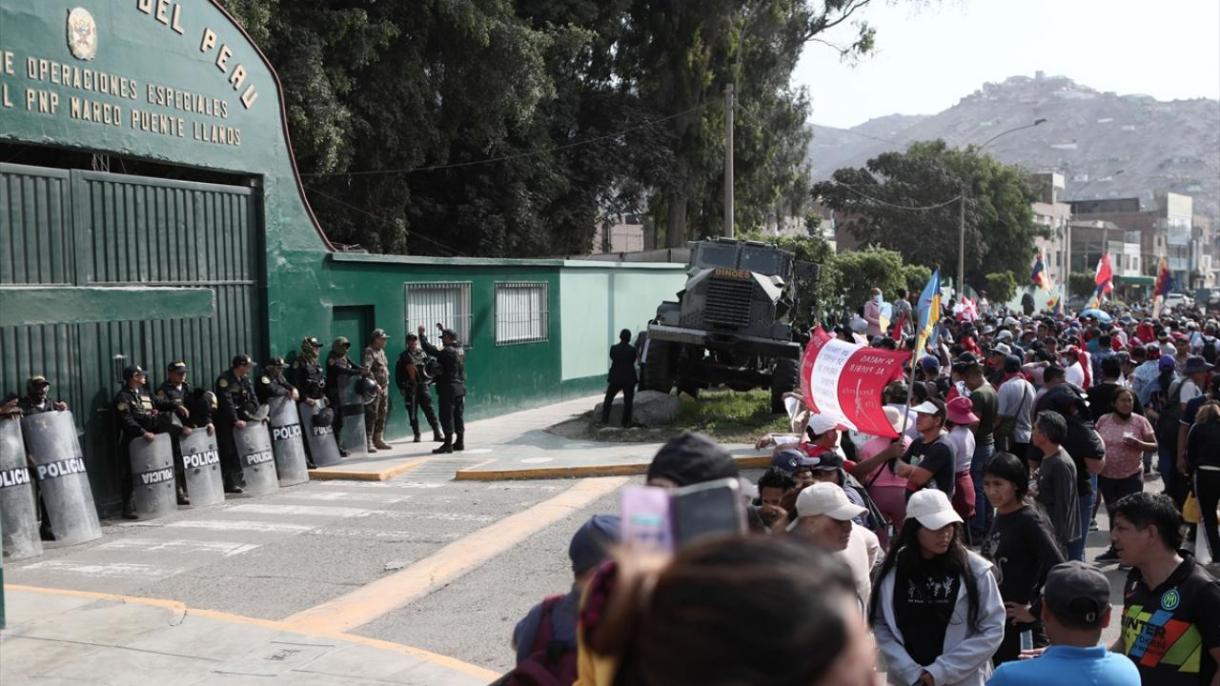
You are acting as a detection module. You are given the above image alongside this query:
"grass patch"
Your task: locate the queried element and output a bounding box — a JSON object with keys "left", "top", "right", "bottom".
{"left": 669, "top": 389, "right": 790, "bottom": 442}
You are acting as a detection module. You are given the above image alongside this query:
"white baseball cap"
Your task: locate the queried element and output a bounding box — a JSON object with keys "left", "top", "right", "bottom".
{"left": 791, "top": 483, "right": 866, "bottom": 526}
{"left": 806, "top": 413, "right": 844, "bottom": 436}
{"left": 905, "top": 489, "right": 963, "bottom": 530}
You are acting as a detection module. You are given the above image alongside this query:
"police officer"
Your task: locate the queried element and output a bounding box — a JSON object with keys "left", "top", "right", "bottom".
{"left": 155, "top": 361, "right": 195, "bottom": 505}
{"left": 363, "top": 329, "right": 393, "bottom": 452}
{"left": 114, "top": 365, "right": 159, "bottom": 519}
{"left": 420, "top": 323, "right": 466, "bottom": 454}
{"left": 256, "top": 357, "right": 299, "bottom": 404}
{"left": 215, "top": 354, "right": 260, "bottom": 494}
{"left": 395, "top": 333, "right": 443, "bottom": 443}
{"left": 326, "top": 337, "right": 363, "bottom": 455}
{"left": 291, "top": 337, "right": 326, "bottom": 404}
{"left": 18, "top": 375, "right": 68, "bottom": 414}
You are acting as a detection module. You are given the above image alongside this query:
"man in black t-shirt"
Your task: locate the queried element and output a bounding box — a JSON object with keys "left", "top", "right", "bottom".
{"left": 1112, "top": 492, "right": 1220, "bottom": 685}
{"left": 900, "top": 399, "right": 956, "bottom": 499}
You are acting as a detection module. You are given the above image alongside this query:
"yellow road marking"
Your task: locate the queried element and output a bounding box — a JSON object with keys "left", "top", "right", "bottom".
{"left": 284, "top": 476, "right": 629, "bottom": 633}
{"left": 4, "top": 583, "right": 499, "bottom": 681}
{"left": 454, "top": 454, "right": 771, "bottom": 481}
{"left": 309, "top": 456, "right": 429, "bottom": 481}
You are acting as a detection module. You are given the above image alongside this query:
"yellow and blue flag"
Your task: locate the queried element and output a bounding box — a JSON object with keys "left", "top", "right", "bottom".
{"left": 915, "top": 269, "right": 941, "bottom": 355}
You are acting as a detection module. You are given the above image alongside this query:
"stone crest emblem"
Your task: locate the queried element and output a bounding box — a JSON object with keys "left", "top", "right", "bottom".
{"left": 66, "top": 7, "right": 98, "bottom": 61}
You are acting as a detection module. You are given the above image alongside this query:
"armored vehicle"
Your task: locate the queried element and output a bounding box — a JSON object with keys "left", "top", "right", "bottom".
{"left": 640, "top": 238, "right": 818, "bottom": 412}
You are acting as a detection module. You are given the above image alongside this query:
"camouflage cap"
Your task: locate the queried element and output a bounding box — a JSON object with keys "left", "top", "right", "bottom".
{"left": 371, "top": 328, "right": 389, "bottom": 340}
{"left": 27, "top": 375, "right": 49, "bottom": 387}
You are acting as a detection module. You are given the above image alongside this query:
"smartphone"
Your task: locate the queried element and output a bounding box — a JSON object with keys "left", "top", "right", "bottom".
{"left": 1019, "top": 630, "right": 1033, "bottom": 652}
{"left": 670, "top": 478, "right": 746, "bottom": 548}
{"left": 620, "top": 485, "right": 674, "bottom": 553}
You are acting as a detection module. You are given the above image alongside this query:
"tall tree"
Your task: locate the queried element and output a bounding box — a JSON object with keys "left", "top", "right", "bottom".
{"left": 812, "top": 140, "right": 1045, "bottom": 289}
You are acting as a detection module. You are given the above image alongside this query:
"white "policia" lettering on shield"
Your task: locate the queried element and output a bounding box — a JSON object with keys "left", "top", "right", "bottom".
{"left": 242, "top": 450, "right": 273, "bottom": 467}
{"left": 272, "top": 424, "right": 301, "bottom": 441}
{"left": 0, "top": 466, "right": 32, "bottom": 488}
{"left": 35, "top": 457, "right": 87, "bottom": 480}
{"left": 138, "top": 467, "right": 175, "bottom": 485}
{"left": 183, "top": 449, "right": 220, "bottom": 469}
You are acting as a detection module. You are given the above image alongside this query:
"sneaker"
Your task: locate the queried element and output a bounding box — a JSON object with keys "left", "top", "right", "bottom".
{"left": 1089, "top": 519, "right": 1100, "bottom": 532}
{"left": 1094, "top": 549, "right": 1120, "bottom": 564}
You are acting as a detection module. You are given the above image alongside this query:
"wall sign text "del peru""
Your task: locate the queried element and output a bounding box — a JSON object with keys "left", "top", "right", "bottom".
{"left": 136, "top": 0, "right": 260, "bottom": 109}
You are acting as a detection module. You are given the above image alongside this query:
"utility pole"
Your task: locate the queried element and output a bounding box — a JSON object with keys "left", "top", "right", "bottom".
{"left": 723, "top": 83, "right": 734, "bottom": 239}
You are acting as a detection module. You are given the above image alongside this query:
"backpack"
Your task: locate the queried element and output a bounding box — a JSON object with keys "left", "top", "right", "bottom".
{"left": 1154, "top": 379, "right": 1185, "bottom": 447}
{"left": 502, "top": 595, "right": 578, "bottom": 686}
{"left": 1204, "top": 337, "right": 1218, "bottom": 365}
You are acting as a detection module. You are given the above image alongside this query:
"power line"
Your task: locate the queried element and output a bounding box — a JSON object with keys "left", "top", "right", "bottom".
{"left": 302, "top": 104, "right": 707, "bottom": 178}
{"left": 828, "top": 181, "right": 962, "bottom": 211}
{"left": 304, "top": 184, "right": 469, "bottom": 257}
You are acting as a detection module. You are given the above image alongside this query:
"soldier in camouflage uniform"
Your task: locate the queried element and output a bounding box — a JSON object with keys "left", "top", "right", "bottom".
{"left": 363, "top": 328, "right": 393, "bottom": 451}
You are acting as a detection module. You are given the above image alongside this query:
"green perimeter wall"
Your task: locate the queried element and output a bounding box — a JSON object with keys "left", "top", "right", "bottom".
{"left": 0, "top": 1, "right": 686, "bottom": 442}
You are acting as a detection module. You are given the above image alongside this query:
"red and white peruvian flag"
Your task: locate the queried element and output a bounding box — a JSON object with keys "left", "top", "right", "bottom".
{"left": 799, "top": 327, "right": 909, "bottom": 438}
{"left": 1094, "top": 254, "right": 1114, "bottom": 294}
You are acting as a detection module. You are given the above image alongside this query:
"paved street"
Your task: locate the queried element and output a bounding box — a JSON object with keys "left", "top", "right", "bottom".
{"left": 2, "top": 395, "right": 1132, "bottom": 683}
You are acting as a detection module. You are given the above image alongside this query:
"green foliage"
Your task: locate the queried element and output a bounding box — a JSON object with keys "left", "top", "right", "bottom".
{"left": 220, "top": 0, "right": 883, "bottom": 257}
{"left": 984, "top": 271, "right": 1018, "bottom": 305}
{"left": 902, "top": 264, "right": 933, "bottom": 296}
{"left": 833, "top": 247, "right": 908, "bottom": 311}
{"left": 812, "top": 139, "right": 1044, "bottom": 292}
{"left": 672, "top": 389, "right": 789, "bottom": 440}
{"left": 1069, "top": 271, "right": 1098, "bottom": 298}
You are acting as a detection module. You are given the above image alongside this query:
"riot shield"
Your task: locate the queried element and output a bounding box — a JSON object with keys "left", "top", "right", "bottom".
{"left": 0, "top": 419, "right": 41, "bottom": 559}
{"left": 179, "top": 429, "right": 224, "bottom": 507}
{"left": 339, "top": 377, "right": 368, "bottom": 458}
{"left": 21, "top": 411, "right": 101, "bottom": 545}
{"left": 234, "top": 422, "right": 279, "bottom": 497}
{"left": 298, "top": 398, "right": 342, "bottom": 467}
{"left": 128, "top": 433, "right": 177, "bottom": 519}
{"left": 268, "top": 398, "right": 308, "bottom": 486}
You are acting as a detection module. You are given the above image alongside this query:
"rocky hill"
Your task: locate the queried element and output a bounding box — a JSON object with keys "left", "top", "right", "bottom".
{"left": 808, "top": 74, "right": 1220, "bottom": 218}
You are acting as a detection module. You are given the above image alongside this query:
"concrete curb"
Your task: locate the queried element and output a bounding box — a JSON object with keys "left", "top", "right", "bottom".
{"left": 454, "top": 454, "right": 772, "bottom": 481}
{"left": 308, "top": 456, "right": 428, "bottom": 482}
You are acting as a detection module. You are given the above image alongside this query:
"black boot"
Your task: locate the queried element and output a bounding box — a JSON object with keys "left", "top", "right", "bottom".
{"left": 122, "top": 500, "right": 138, "bottom": 520}
{"left": 413, "top": 432, "right": 422, "bottom": 443}
{"left": 432, "top": 440, "right": 453, "bottom": 454}
{"left": 432, "top": 429, "right": 445, "bottom": 443}
{"left": 453, "top": 434, "right": 464, "bottom": 451}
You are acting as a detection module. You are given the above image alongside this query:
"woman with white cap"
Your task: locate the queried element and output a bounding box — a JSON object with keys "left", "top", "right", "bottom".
{"left": 870, "top": 489, "right": 1005, "bottom": 686}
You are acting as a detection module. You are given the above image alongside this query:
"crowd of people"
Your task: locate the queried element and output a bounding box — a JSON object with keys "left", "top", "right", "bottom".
{"left": 504, "top": 294, "right": 1220, "bottom": 686}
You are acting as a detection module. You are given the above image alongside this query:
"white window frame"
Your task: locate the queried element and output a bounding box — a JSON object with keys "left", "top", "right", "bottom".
{"left": 404, "top": 281, "right": 472, "bottom": 347}
{"left": 494, "top": 281, "right": 549, "bottom": 345}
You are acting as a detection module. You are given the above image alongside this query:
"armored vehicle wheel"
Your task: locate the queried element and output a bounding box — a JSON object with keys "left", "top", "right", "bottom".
{"left": 640, "top": 339, "right": 675, "bottom": 393}
{"left": 770, "top": 357, "right": 799, "bottom": 414}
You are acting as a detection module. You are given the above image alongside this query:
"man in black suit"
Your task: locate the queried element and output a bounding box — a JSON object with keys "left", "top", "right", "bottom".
{"left": 602, "top": 329, "right": 638, "bottom": 427}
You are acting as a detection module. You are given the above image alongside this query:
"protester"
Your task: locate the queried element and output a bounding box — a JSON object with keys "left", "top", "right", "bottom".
{"left": 1146, "top": 354, "right": 1186, "bottom": 503}
{"left": 995, "top": 355, "right": 1034, "bottom": 457}
{"left": 960, "top": 355, "right": 999, "bottom": 540}
{"left": 577, "top": 536, "right": 879, "bottom": 686}
{"left": 755, "top": 466, "right": 796, "bottom": 508}
{"left": 1094, "top": 387, "right": 1156, "bottom": 564}
{"left": 870, "top": 489, "right": 1005, "bottom": 686}
{"left": 510, "top": 515, "right": 620, "bottom": 684}
{"left": 1040, "top": 385, "right": 1106, "bottom": 560}
{"left": 644, "top": 431, "right": 739, "bottom": 489}
{"left": 895, "top": 399, "right": 957, "bottom": 501}
{"left": 849, "top": 406, "right": 911, "bottom": 548}
{"left": 788, "top": 482, "right": 881, "bottom": 610}
{"left": 866, "top": 287, "right": 885, "bottom": 338}
{"left": 987, "top": 562, "right": 1139, "bottom": 686}
{"left": 1187, "top": 399, "right": 1220, "bottom": 561}
{"left": 1111, "top": 492, "right": 1220, "bottom": 685}
{"left": 1030, "top": 410, "right": 1080, "bottom": 558}
{"left": 945, "top": 396, "right": 979, "bottom": 525}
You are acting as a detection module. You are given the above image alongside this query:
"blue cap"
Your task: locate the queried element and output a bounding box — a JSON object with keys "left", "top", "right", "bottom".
{"left": 1159, "top": 354, "right": 1177, "bottom": 370}
{"left": 771, "top": 449, "right": 818, "bottom": 474}
{"left": 919, "top": 356, "right": 941, "bottom": 373}
{"left": 569, "top": 515, "right": 620, "bottom": 575}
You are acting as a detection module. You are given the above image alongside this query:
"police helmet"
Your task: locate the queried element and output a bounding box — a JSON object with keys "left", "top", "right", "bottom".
{"left": 356, "top": 377, "right": 380, "bottom": 404}
{"left": 313, "top": 406, "right": 335, "bottom": 427}
{"left": 121, "top": 365, "right": 145, "bottom": 382}
{"left": 334, "top": 336, "right": 350, "bottom": 349}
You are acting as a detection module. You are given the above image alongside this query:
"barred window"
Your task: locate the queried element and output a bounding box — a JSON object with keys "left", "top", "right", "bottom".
{"left": 405, "top": 282, "right": 472, "bottom": 346}
{"left": 495, "top": 282, "right": 548, "bottom": 345}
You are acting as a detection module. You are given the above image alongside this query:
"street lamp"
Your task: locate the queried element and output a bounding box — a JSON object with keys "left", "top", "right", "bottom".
{"left": 956, "top": 118, "right": 1047, "bottom": 296}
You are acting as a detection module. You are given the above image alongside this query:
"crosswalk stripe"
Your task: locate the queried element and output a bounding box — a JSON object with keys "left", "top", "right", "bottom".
{"left": 94, "top": 537, "right": 261, "bottom": 557}
{"left": 20, "top": 560, "right": 183, "bottom": 579}
{"left": 226, "top": 504, "right": 369, "bottom": 517}
{"left": 161, "top": 520, "right": 314, "bottom": 534}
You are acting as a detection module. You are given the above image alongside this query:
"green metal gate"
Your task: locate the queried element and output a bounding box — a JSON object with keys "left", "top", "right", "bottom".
{"left": 0, "top": 163, "right": 263, "bottom": 513}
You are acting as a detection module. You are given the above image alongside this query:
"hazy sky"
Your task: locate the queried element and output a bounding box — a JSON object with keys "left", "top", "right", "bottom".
{"left": 795, "top": 0, "right": 1220, "bottom": 129}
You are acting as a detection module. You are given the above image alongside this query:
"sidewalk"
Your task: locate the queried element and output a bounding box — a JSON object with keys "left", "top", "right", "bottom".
{"left": 0, "top": 585, "right": 497, "bottom": 685}
{"left": 313, "top": 395, "right": 767, "bottom": 481}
